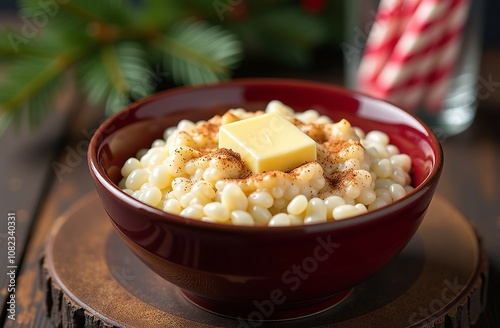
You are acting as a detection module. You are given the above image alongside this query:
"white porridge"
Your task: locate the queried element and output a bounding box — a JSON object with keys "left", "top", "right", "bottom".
{"left": 119, "top": 101, "right": 413, "bottom": 226}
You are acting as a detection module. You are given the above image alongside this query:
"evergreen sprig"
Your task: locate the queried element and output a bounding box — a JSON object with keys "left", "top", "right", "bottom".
{"left": 0, "top": 0, "right": 243, "bottom": 134}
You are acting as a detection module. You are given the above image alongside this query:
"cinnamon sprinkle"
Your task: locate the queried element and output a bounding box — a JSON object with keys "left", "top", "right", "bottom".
{"left": 184, "top": 111, "right": 361, "bottom": 194}
{"left": 326, "top": 169, "right": 355, "bottom": 190}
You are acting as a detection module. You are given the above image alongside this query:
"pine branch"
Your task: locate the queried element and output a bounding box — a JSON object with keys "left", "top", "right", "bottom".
{"left": 0, "top": 44, "right": 90, "bottom": 133}
{"left": 78, "top": 53, "right": 113, "bottom": 106}
{"left": 0, "top": 47, "right": 84, "bottom": 112}
{"left": 0, "top": 59, "right": 62, "bottom": 131}
{"left": 1, "top": 1, "right": 244, "bottom": 135}
{"left": 102, "top": 45, "right": 130, "bottom": 94}
{"left": 155, "top": 20, "right": 242, "bottom": 85}
{"left": 26, "top": 74, "right": 62, "bottom": 127}
{"left": 78, "top": 42, "right": 156, "bottom": 115}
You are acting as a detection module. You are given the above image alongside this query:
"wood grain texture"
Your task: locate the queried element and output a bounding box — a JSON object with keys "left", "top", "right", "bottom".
{"left": 0, "top": 84, "right": 81, "bottom": 319}
{"left": 1, "top": 100, "right": 102, "bottom": 328}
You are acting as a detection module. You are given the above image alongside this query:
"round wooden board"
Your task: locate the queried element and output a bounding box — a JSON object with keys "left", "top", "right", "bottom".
{"left": 41, "top": 192, "right": 488, "bottom": 328}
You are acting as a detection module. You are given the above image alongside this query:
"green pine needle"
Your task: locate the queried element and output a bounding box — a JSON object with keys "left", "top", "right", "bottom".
{"left": 0, "top": 56, "right": 64, "bottom": 130}
{"left": 78, "top": 53, "right": 113, "bottom": 107}
{"left": 157, "top": 20, "right": 243, "bottom": 85}
{"left": 0, "top": 1, "right": 244, "bottom": 135}
{"left": 0, "top": 54, "right": 73, "bottom": 113}
{"left": 78, "top": 42, "right": 156, "bottom": 115}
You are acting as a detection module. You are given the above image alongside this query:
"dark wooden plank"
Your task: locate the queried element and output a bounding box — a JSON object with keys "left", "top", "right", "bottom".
{"left": 0, "top": 89, "right": 82, "bottom": 323}
{"left": 1, "top": 99, "right": 103, "bottom": 327}
{"left": 0, "top": 12, "right": 62, "bottom": 321}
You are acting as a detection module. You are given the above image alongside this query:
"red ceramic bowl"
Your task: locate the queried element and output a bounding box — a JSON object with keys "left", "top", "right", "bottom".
{"left": 88, "top": 79, "right": 443, "bottom": 320}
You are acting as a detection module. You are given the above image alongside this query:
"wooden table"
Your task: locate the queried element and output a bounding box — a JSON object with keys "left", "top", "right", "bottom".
{"left": 1, "top": 49, "right": 499, "bottom": 327}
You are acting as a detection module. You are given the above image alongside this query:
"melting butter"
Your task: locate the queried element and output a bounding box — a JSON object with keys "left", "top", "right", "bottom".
{"left": 219, "top": 112, "right": 317, "bottom": 173}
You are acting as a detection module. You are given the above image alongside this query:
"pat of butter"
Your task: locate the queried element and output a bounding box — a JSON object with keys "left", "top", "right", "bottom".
{"left": 219, "top": 112, "right": 317, "bottom": 173}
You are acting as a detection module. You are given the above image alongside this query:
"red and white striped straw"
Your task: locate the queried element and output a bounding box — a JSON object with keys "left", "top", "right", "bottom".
{"left": 357, "top": 0, "right": 407, "bottom": 89}
{"left": 424, "top": 0, "right": 471, "bottom": 111}
{"left": 357, "top": 0, "right": 471, "bottom": 113}
{"left": 369, "top": 0, "right": 452, "bottom": 111}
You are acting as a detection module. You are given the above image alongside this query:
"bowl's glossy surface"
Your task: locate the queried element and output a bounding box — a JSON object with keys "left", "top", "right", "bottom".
{"left": 88, "top": 79, "right": 443, "bottom": 320}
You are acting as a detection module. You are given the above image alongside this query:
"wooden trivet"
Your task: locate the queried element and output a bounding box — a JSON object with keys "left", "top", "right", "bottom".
{"left": 41, "top": 193, "right": 488, "bottom": 328}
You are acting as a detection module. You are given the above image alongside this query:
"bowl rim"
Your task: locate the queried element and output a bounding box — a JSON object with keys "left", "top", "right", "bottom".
{"left": 88, "top": 78, "right": 443, "bottom": 234}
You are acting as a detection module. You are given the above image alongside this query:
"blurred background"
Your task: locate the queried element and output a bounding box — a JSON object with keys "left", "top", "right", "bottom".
{"left": 1, "top": 0, "right": 498, "bottom": 128}
{"left": 1, "top": 0, "right": 499, "bottom": 44}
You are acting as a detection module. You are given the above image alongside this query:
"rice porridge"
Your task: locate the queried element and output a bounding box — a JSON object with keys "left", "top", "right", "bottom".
{"left": 119, "top": 101, "right": 413, "bottom": 226}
